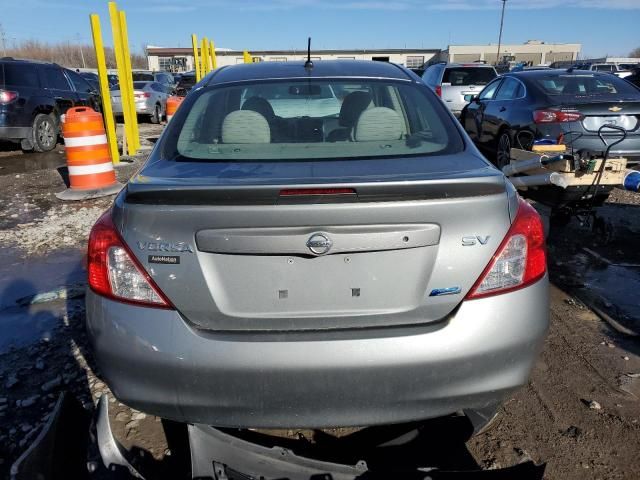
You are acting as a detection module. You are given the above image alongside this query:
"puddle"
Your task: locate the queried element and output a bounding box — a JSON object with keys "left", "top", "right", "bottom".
{"left": 0, "top": 247, "right": 86, "bottom": 352}
{"left": 0, "top": 247, "right": 85, "bottom": 308}
{"left": 0, "top": 147, "right": 66, "bottom": 176}
{"left": 0, "top": 302, "right": 67, "bottom": 353}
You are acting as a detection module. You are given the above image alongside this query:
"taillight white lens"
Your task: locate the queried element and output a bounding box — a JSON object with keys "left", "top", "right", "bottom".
{"left": 107, "top": 246, "right": 165, "bottom": 305}
{"left": 88, "top": 211, "right": 172, "bottom": 308}
{"left": 466, "top": 199, "right": 546, "bottom": 299}
{"left": 472, "top": 234, "right": 527, "bottom": 295}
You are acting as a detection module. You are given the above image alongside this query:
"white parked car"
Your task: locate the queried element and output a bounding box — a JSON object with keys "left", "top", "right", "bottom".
{"left": 111, "top": 81, "right": 171, "bottom": 123}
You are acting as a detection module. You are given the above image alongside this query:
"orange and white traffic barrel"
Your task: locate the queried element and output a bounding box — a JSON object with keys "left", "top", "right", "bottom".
{"left": 56, "top": 107, "right": 122, "bottom": 201}
{"left": 166, "top": 96, "right": 183, "bottom": 122}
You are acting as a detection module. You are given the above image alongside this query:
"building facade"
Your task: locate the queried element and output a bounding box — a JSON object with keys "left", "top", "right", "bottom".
{"left": 146, "top": 41, "right": 582, "bottom": 73}
{"left": 146, "top": 47, "right": 440, "bottom": 72}
{"left": 440, "top": 40, "right": 581, "bottom": 66}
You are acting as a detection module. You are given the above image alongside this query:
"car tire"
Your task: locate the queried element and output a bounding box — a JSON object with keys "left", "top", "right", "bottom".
{"left": 31, "top": 113, "right": 58, "bottom": 152}
{"left": 150, "top": 104, "right": 161, "bottom": 124}
{"left": 496, "top": 131, "right": 511, "bottom": 170}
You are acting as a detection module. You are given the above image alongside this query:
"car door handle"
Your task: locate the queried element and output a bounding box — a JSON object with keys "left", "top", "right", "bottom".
{"left": 499, "top": 107, "right": 507, "bottom": 112}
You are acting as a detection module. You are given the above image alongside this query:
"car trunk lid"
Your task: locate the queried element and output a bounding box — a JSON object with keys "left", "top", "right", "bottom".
{"left": 114, "top": 155, "right": 512, "bottom": 331}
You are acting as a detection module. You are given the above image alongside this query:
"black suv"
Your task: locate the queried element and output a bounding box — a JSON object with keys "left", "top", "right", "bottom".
{"left": 0, "top": 58, "right": 101, "bottom": 152}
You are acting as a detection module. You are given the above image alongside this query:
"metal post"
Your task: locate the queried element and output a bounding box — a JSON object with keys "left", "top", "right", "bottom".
{"left": 496, "top": 0, "right": 507, "bottom": 65}
{"left": 90, "top": 14, "right": 119, "bottom": 164}
{"left": 200, "top": 37, "right": 207, "bottom": 78}
{"left": 202, "top": 37, "right": 209, "bottom": 74}
{"left": 210, "top": 39, "right": 217, "bottom": 69}
{"left": 108, "top": 2, "right": 134, "bottom": 156}
{"left": 192, "top": 34, "right": 201, "bottom": 82}
{"left": 119, "top": 10, "right": 140, "bottom": 152}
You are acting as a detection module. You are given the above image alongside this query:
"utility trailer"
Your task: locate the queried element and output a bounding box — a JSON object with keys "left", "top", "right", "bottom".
{"left": 503, "top": 124, "right": 639, "bottom": 231}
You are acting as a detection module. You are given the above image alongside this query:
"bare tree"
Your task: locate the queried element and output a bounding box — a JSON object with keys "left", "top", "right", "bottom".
{"left": 630, "top": 47, "right": 640, "bottom": 58}
{"left": 5, "top": 39, "right": 147, "bottom": 69}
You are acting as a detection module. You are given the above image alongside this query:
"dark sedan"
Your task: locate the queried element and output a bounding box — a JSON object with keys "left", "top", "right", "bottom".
{"left": 460, "top": 69, "right": 640, "bottom": 167}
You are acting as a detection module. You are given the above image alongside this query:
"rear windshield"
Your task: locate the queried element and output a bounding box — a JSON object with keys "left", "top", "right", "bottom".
{"left": 133, "top": 82, "right": 149, "bottom": 89}
{"left": 442, "top": 67, "right": 496, "bottom": 86}
{"left": 534, "top": 74, "right": 640, "bottom": 97}
{"left": 132, "top": 72, "right": 154, "bottom": 81}
{"left": 164, "top": 79, "right": 463, "bottom": 161}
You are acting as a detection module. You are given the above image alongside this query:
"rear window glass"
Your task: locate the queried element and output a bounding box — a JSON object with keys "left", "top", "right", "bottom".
{"left": 132, "top": 72, "right": 154, "bottom": 81}
{"left": 534, "top": 74, "right": 640, "bottom": 97}
{"left": 1, "top": 63, "right": 40, "bottom": 88}
{"left": 442, "top": 67, "right": 496, "bottom": 86}
{"left": 165, "top": 79, "right": 463, "bottom": 162}
{"left": 133, "top": 82, "right": 149, "bottom": 89}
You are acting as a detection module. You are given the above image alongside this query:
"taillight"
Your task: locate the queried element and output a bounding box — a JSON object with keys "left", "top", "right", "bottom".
{"left": 134, "top": 92, "right": 151, "bottom": 99}
{"left": 88, "top": 211, "right": 173, "bottom": 309}
{"left": 0, "top": 89, "right": 18, "bottom": 104}
{"left": 533, "top": 109, "right": 583, "bottom": 124}
{"left": 435, "top": 85, "right": 442, "bottom": 97}
{"left": 466, "top": 199, "right": 546, "bottom": 300}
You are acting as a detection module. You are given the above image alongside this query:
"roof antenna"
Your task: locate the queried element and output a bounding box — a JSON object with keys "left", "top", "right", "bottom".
{"left": 304, "top": 37, "right": 313, "bottom": 71}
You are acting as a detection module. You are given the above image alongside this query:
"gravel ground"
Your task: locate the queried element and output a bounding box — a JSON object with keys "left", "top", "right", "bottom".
{"left": 1, "top": 138, "right": 640, "bottom": 479}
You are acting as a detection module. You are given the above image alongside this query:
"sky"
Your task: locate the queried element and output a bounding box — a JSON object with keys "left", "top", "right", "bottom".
{"left": 1, "top": 0, "right": 639, "bottom": 59}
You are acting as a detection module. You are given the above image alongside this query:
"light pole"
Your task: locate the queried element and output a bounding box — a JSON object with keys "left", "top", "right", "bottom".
{"left": 496, "top": 0, "right": 507, "bottom": 65}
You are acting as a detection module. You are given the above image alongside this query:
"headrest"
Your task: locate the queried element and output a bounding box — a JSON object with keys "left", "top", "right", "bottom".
{"left": 221, "top": 110, "right": 271, "bottom": 144}
{"left": 339, "top": 91, "right": 372, "bottom": 127}
{"left": 353, "top": 107, "right": 403, "bottom": 142}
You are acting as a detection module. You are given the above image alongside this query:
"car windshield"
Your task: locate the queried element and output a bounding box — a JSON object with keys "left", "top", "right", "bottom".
{"left": 164, "top": 79, "right": 463, "bottom": 161}
{"left": 443, "top": 67, "right": 496, "bottom": 86}
{"left": 534, "top": 74, "right": 640, "bottom": 97}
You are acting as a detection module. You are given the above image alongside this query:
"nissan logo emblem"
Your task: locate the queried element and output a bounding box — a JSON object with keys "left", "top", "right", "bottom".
{"left": 306, "top": 232, "right": 333, "bottom": 255}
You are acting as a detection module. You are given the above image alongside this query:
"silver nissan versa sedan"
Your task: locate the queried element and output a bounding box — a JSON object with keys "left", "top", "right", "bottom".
{"left": 86, "top": 60, "right": 549, "bottom": 432}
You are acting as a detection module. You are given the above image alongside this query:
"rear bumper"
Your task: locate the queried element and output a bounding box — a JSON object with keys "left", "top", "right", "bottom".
{"left": 0, "top": 126, "right": 31, "bottom": 140}
{"left": 86, "top": 276, "right": 549, "bottom": 428}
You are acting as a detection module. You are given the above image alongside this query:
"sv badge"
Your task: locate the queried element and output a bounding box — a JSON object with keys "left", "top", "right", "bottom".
{"left": 462, "top": 235, "right": 490, "bottom": 246}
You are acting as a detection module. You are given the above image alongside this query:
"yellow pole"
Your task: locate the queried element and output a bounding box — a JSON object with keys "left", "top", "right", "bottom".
{"left": 243, "top": 51, "right": 252, "bottom": 64}
{"left": 191, "top": 34, "right": 201, "bottom": 82}
{"left": 108, "top": 2, "right": 134, "bottom": 156}
{"left": 119, "top": 10, "right": 140, "bottom": 152}
{"left": 90, "top": 14, "right": 119, "bottom": 165}
{"left": 205, "top": 38, "right": 212, "bottom": 73}
{"left": 200, "top": 38, "right": 207, "bottom": 78}
{"left": 210, "top": 39, "right": 217, "bottom": 69}
{"left": 201, "top": 38, "right": 209, "bottom": 74}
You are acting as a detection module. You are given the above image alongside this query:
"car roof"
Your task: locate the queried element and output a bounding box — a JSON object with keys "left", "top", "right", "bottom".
{"left": 205, "top": 60, "right": 415, "bottom": 85}
{"left": 443, "top": 63, "right": 494, "bottom": 69}
{"left": 0, "top": 57, "right": 58, "bottom": 66}
{"left": 505, "top": 68, "right": 618, "bottom": 79}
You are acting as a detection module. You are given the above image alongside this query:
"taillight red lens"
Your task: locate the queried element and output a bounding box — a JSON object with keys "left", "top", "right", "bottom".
{"left": 533, "top": 109, "right": 583, "bottom": 124}
{"left": 134, "top": 92, "right": 151, "bottom": 99}
{"left": 466, "top": 199, "right": 546, "bottom": 300}
{"left": 0, "top": 89, "right": 18, "bottom": 104}
{"left": 435, "top": 85, "right": 442, "bottom": 97}
{"left": 88, "top": 211, "right": 173, "bottom": 308}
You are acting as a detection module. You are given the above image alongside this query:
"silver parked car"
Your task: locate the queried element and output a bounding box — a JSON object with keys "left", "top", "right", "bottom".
{"left": 87, "top": 60, "right": 548, "bottom": 432}
{"left": 422, "top": 63, "right": 498, "bottom": 117}
{"left": 111, "top": 81, "right": 170, "bottom": 123}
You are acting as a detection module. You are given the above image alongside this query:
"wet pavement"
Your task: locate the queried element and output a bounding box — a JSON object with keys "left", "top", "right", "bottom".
{"left": 548, "top": 201, "right": 640, "bottom": 335}
{"left": 0, "top": 247, "right": 85, "bottom": 353}
{"left": 0, "top": 144, "right": 66, "bottom": 177}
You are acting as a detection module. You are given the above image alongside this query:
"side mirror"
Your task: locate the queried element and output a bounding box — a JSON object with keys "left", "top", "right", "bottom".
{"left": 463, "top": 94, "right": 478, "bottom": 103}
